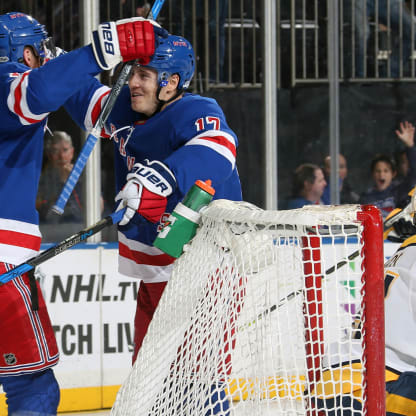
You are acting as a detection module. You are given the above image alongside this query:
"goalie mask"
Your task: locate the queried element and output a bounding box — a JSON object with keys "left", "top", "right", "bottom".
{"left": 0, "top": 12, "right": 50, "bottom": 64}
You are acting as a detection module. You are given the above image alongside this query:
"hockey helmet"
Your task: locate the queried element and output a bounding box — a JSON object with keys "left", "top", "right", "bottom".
{"left": 145, "top": 34, "right": 195, "bottom": 90}
{"left": 0, "top": 12, "right": 48, "bottom": 64}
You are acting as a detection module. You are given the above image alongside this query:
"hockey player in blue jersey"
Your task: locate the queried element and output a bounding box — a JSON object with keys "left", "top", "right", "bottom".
{"left": 0, "top": 11, "right": 161, "bottom": 415}
{"left": 106, "top": 33, "right": 242, "bottom": 415}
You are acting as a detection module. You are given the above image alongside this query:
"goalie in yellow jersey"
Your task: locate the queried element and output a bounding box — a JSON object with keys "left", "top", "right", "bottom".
{"left": 312, "top": 189, "right": 416, "bottom": 416}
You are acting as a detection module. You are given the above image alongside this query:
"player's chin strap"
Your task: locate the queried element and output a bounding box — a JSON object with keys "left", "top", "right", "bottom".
{"left": 152, "top": 78, "right": 184, "bottom": 116}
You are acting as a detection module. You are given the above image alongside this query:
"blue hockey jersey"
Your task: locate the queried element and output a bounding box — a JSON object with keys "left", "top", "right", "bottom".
{"left": 108, "top": 92, "right": 242, "bottom": 281}
{"left": 2, "top": 42, "right": 242, "bottom": 280}
{"left": 0, "top": 46, "right": 103, "bottom": 264}
{"left": 66, "top": 85, "right": 242, "bottom": 282}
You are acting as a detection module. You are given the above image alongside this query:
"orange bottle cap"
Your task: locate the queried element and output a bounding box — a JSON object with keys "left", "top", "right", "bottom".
{"left": 195, "top": 179, "right": 215, "bottom": 195}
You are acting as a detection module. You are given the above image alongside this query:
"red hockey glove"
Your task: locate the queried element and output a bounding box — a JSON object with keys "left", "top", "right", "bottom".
{"left": 115, "top": 160, "right": 176, "bottom": 226}
{"left": 92, "top": 18, "right": 167, "bottom": 70}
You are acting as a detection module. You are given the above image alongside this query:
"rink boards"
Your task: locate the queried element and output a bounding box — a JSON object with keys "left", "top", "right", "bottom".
{"left": 0, "top": 241, "right": 399, "bottom": 413}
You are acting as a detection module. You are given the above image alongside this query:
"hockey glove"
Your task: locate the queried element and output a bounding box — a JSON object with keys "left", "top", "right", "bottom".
{"left": 91, "top": 17, "right": 167, "bottom": 70}
{"left": 41, "top": 37, "right": 66, "bottom": 64}
{"left": 115, "top": 160, "right": 176, "bottom": 226}
{"left": 388, "top": 218, "right": 416, "bottom": 242}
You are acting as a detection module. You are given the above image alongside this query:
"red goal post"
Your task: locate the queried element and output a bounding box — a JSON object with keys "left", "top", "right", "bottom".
{"left": 111, "top": 201, "right": 385, "bottom": 416}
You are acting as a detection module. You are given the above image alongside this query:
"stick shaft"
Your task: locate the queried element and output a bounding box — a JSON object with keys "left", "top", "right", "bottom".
{"left": 52, "top": 0, "right": 166, "bottom": 214}
{"left": 0, "top": 209, "right": 124, "bottom": 286}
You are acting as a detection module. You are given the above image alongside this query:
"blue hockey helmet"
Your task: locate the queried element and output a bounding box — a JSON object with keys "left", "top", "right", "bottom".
{"left": 146, "top": 34, "right": 195, "bottom": 90}
{"left": 0, "top": 12, "right": 48, "bottom": 64}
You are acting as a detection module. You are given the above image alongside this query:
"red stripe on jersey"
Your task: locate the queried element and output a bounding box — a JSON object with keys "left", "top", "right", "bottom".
{"left": 119, "top": 241, "right": 175, "bottom": 266}
{"left": 13, "top": 72, "right": 41, "bottom": 124}
{"left": 100, "top": 127, "right": 110, "bottom": 139}
{"left": 91, "top": 89, "right": 110, "bottom": 126}
{"left": 200, "top": 135, "right": 236, "bottom": 157}
{"left": 0, "top": 230, "right": 41, "bottom": 251}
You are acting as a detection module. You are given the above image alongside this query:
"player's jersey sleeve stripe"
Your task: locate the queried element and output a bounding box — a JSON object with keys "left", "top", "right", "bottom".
{"left": 119, "top": 241, "right": 174, "bottom": 266}
{"left": 0, "top": 230, "right": 41, "bottom": 251}
{"left": 7, "top": 71, "right": 49, "bottom": 125}
{"left": 185, "top": 130, "right": 237, "bottom": 168}
{"left": 83, "top": 85, "right": 111, "bottom": 136}
{"left": 0, "top": 219, "right": 41, "bottom": 263}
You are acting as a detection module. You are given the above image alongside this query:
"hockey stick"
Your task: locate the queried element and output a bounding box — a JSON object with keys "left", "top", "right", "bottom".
{"left": 0, "top": 208, "right": 126, "bottom": 286}
{"left": 52, "top": 0, "right": 167, "bottom": 215}
{"left": 239, "top": 249, "right": 360, "bottom": 331}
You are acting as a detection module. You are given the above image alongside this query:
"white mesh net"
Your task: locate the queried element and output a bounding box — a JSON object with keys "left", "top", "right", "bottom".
{"left": 111, "top": 201, "right": 384, "bottom": 416}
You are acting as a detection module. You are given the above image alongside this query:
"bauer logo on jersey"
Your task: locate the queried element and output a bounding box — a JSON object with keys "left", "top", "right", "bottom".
{"left": 3, "top": 353, "right": 17, "bottom": 365}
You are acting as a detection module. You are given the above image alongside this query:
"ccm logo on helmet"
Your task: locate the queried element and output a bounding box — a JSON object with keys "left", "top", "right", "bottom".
{"left": 100, "top": 22, "right": 115, "bottom": 55}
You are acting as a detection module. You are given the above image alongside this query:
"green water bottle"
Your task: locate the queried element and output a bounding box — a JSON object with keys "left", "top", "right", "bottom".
{"left": 153, "top": 179, "right": 215, "bottom": 258}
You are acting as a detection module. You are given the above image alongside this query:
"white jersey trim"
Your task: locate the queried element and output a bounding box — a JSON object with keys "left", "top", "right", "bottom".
{"left": 0, "top": 243, "right": 39, "bottom": 265}
{"left": 185, "top": 130, "right": 236, "bottom": 169}
{"left": 7, "top": 71, "right": 49, "bottom": 125}
{"left": 0, "top": 219, "right": 41, "bottom": 264}
{"left": 0, "top": 218, "right": 41, "bottom": 235}
{"left": 83, "top": 85, "right": 111, "bottom": 131}
{"left": 118, "top": 232, "right": 166, "bottom": 255}
{"left": 117, "top": 232, "right": 174, "bottom": 282}
{"left": 118, "top": 257, "right": 173, "bottom": 283}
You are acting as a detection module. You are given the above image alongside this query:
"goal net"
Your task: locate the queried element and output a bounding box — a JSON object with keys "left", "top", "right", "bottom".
{"left": 111, "top": 201, "right": 385, "bottom": 416}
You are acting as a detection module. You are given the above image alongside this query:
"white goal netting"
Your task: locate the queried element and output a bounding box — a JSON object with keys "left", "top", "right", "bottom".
{"left": 111, "top": 200, "right": 385, "bottom": 416}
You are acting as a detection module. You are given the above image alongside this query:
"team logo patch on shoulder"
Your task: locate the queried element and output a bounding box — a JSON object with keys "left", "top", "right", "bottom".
{"left": 3, "top": 353, "right": 17, "bottom": 365}
{"left": 9, "top": 72, "right": 19, "bottom": 78}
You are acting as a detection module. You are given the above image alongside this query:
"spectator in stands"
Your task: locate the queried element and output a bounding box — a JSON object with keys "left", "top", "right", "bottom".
{"left": 287, "top": 163, "right": 327, "bottom": 209}
{"left": 394, "top": 148, "right": 410, "bottom": 184}
{"left": 322, "top": 154, "right": 360, "bottom": 204}
{"left": 349, "top": 0, "right": 416, "bottom": 77}
{"left": 36, "top": 131, "right": 83, "bottom": 225}
{"left": 173, "top": 0, "right": 229, "bottom": 83}
{"left": 360, "top": 120, "right": 416, "bottom": 219}
{"left": 136, "top": 2, "right": 151, "bottom": 17}
{"left": 393, "top": 121, "right": 416, "bottom": 185}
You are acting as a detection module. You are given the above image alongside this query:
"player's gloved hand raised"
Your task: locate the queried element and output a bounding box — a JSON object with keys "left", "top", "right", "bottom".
{"left": 41, "top": 37, "right": 66, "bottom": 64}
{"left": 115, "top": 160, "right": 176, "bottom": 226}
{"left": 92, "top": 17, "right": 168, "bottom": 70}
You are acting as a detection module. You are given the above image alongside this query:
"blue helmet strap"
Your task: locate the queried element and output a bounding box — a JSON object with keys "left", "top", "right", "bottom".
{"left": 152, "top": 75, "right": 183, "bottom": 116}
{"left": 19, "top": 37, "right": 53, "bottom": 66}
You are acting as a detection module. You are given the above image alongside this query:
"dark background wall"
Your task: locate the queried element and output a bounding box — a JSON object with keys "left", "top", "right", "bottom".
{"left": 50, "top": 82, "right": 416, "bottom": 212}
{"left": 209, "top": 82, "right": 416, "bottom": 210}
